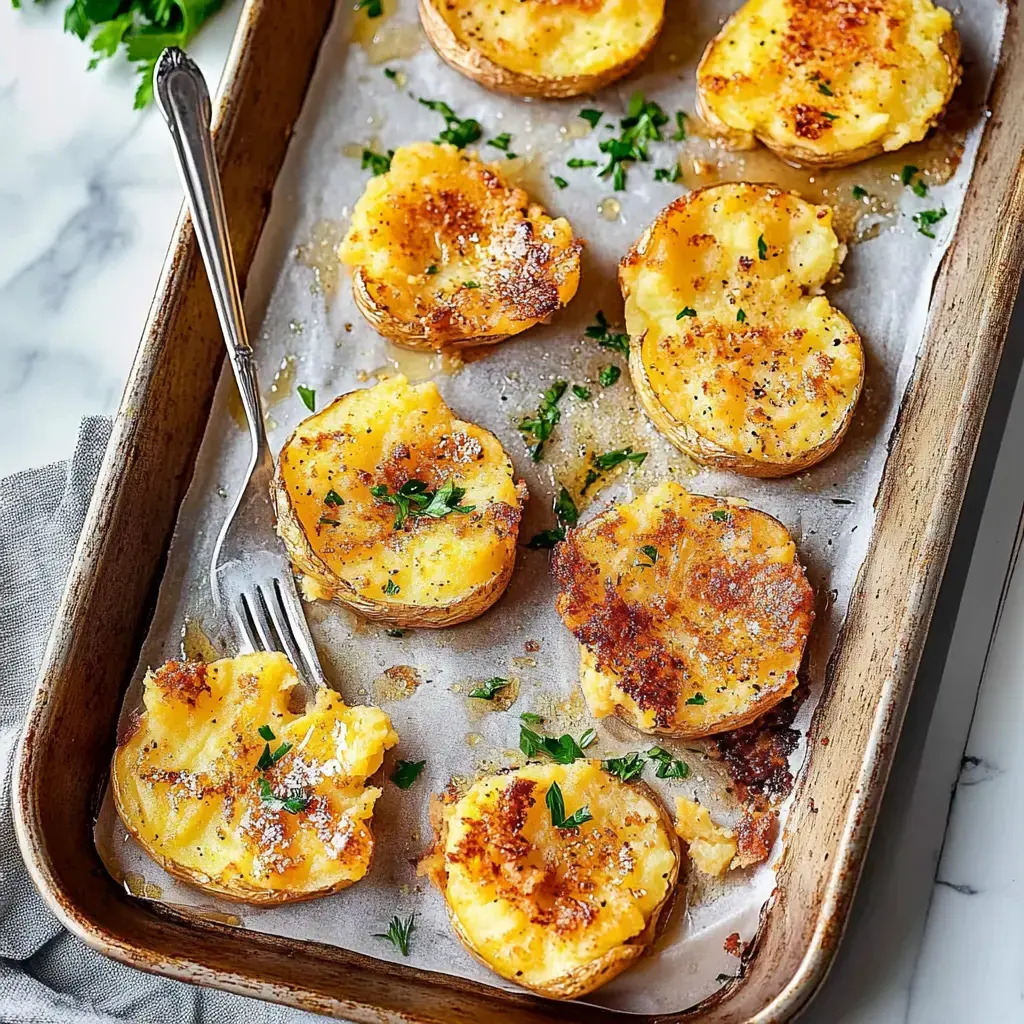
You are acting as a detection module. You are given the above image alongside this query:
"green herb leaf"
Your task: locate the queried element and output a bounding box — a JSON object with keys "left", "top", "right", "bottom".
{"left": 519, "top": 380, "right": 568, "bottom": 461}
{"left": 526, "top": 527, "right": 565, "bottom": 549}
{"left": 851, "top": 185, "right": 868, "bottom": 199}
{"left": 913, "top": 207, "right": 947, "bottom": 238}
{"left": 418, "top": 97, "right": 482, "bottom": 148}
{"left": 546, "top": 781, "right": 593, "bottom": 830}
{"left": 391, "top": 759, "right": 425, "bottom": 789}
{"left": 385, "top": 628, "right": 406, "bottom": 638}
{"left": 361, "top": 147, "right": 393, "bottom": 175}
{"left": 520, "top": 712, "right": 544, "bottom": 725}
{"left": 736, "top": 309, "right": 747, "bottom": 323}
{"left": 371, "top": 479, "right": 473, "bottom": 529}
{"left": 757, "top": 234, "right": 768, "bottom": 260}
{"left": 256, "top": 745, "right": 274, "bottom": 771}
{"left": 552, "top": 175, "right": 569, "bottom": 189}
{"left": 672, "top": 110, "right": 688, "bottom": 141}
{"left": 425, "top": 264, "right": 439, "bottom": 275}
{"left": 383, "top": 579, "right": 401, "bottom": 596}
{"left": 318, "top": 516, "right": 339, "bottom": 527}
{"left": 596, "top": 93, "right": 670, "bottom": 191}
{"left": 901, "top": 164, "right": 919, "bottom": 186}
{"left": 258, "top": 777, "right": 310, "bottom": 814}
{"left": 374, "top": 914, "right": 415, "bottom": 955}
{"left": 297, "top": 385, "right": 316, "bottom": 411}
{"left": 579, "top": 108, "right": 603, "bottom": 128}
{"left": 710, "top": 509, "right": 731, "bottom": 522}
{"left": 912, "top": 178, "right": 929, "bottom": 197}
{"left": 599, "top": 365, "right": 621, "bottom": 388}
{"left": 488, "top": 132, "right": 513, "bottom": 151}
{"left": 469, "top": 677, "right": 508, "bottom": 700}
{"left": 822, "top": 111, "right": 838, "bottom": 121}
{"left": 585, "top": 311, "right": 629, "bottom": 355}
{"left": 646, "top": 746, "right": 690, "bottom": 779}
{"left": 601, "top": 751, "right": 647, "bottom": 782}
{"left": 817, "top": 81, "right": 834, "bottom": 96}
{"left": 634, "top": 544, "right": 659, "bottom": 569}
{"left": 357, "top": 0, "right": 383, "bottom": 16}
{"left": 676, "top": 306, "right": 697, "bottom": 319}
{"left": 271, "top": 742, "right": 292, "bottom": 763}
{"left": 685, "top": 693, "right": 707, "bottom": 706}
{"left": 654, "top": 165, "right": 682, "bottom": 183}
{"left": 572, "top": 384, "right": 592, "bottom": 400}
{"left": 581, "top": 447, "right": 647, "bottom": 493}
{"left": 258, "top": 725, "right": 276, "bottom": 741}
{"left": 384, "top": 68, "right": 398, "bottom": 81}
{"left": 462, "top": 280, "right": 480, "bottom": 289}
{"left": 520, "top": 725, "right": 596, "bottom": 764}
{"left": 567, "top": 158, "right": 599, "bottom": 168}
{"left": 554, "top": 485, "right": 579, "bottom": 527}
{"left": 418, "top": 479, "right": 476, "bottom": 519}
{"left": 324, "top": 489, "right": 345, "bottom": 507}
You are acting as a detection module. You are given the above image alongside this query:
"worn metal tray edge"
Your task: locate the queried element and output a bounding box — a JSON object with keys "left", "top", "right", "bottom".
{"left": 13, "top": 0, "right": 1024, "bottom": 1020}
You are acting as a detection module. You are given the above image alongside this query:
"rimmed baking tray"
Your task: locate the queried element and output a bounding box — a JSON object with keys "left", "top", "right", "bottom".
{"left": 13, "top": 0, "right": 1024, "bottom": 1020}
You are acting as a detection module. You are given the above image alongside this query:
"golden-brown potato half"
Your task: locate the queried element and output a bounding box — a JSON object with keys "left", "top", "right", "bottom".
{"left": 552, "top": 481, "right": 815, "bottom": 738}
{"left": 273, "top": 375, "right": 524, "bottom": 628}
{"left": 418, "top": 0, "right": 665, "bottom": 99}
{"left": 111, "top": 652, "right": 398, "bottom": 904}
{"left": 696, "top": 0, "right": 961, "bottom": 167}
{"left": 620, "top": 183, "right": 865, "bottom": 477}
{"left": 423, "top": 759, "right": 680, "bottom": 998}
{"left": 339, "top": 143, "right": 581, "bottom": 351}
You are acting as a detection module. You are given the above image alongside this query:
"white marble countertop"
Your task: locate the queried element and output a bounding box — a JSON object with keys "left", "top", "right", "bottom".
{"left": 2, "top": 3, "right": 1022, "bottom": 1022}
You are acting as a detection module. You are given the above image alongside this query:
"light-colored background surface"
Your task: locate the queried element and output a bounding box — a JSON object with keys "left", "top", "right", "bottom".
{"left": 1, "top": 3, "right": 1021, "bottom": 1022}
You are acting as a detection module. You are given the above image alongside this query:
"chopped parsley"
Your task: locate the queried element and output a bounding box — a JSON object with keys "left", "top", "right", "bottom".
{"left": 685, "top": 692, "right": 707, "bottom": 706}
{"left": 599, "top": 365, "right": 621, "bottom": 388}
{"left": 462, "top": 280, "right": 480, "bottom": 289}
{"left": 552, "top": 175, "right": 569, "bottom": 189}
{"left": 391, "top": 759, "right": 425, "bottom": 789}
{"left": 425, "top": 264, "right": 439, "bottom": 275}
{"left": 418, "top": 97, "right": 481, "bottom": 149}
{"left": 488, "top": 132, "right": 513, "bottom": 151}
{"left": 822, "top": 111, "right": 838, "bottom": 121}
{"left": 851, "top": 185, "right": 868, "bottom": 199}
{"left": 469, "top": 677, "right": 508, "bottom": 700}
{"left": 361, "top": 147, "right": 393, "bottom": 175}
{"left": 900, "top": 164, "right": 919, "bottom": 185}
{"left": 901, "top": 164, "right": 929, "bottom": 197}
{"left": 758, "top": 234, "right": 768, "bottom": 260}
{"left": 256, "top": 736, "right": 293, "bottom": 771}
{"left": 572, "top": 384, "right": 592, "bottom": 400}
{"left": 913, "top": 207, "right": 947, "bottom": 238}
{"left": 654, "top": 165, "right": 683, "bottom": 183}
{"left": 736, "top": 309, "right": 747, "bottom": 323}
{"left": 672, "top": 110, "right": 688, "bottom": 141}
{"left": 585, "top": 310, "right": 629, "bottom": 355}
{"left": 519, "top": 711, "right": 544, "bottom": 725}
{"left": 519, "top": 380, "right": 568, "bottom": 461}
{"left": 385, "top": 628, "right": 406, "bottom": 638}
{"left": 526, "top": 486, "right": 578, "bottom": 549}
{"left": 384, "top": 67, "right": 398, "bottom": 81}
{"left": 370, "top": 478, "right": 475, "bottom": 529}
{"left": 567, "top": 158, "right": 599, "bottom": 168}
{"left": 601, "top": 751, "right": 648, "bottom": 782}
{"left": 520, "top": 724, "right": 596, "bottom": 764}
{"left": 383, "top": 579, "right": 401, "bottom": 596}
{"left": 324, "top": 489, "right": 345, "bottom": 507}
{"left": 356, "top": 0, "right": 383, "bottom": 16}
{"left": 258, "top": 725, "right": 276, "bottom": 741}
{"left": 677, "top": 306, "right": 697, "bottom": 319}
{"left": 579, "top": 108, "right": 603, "bottom": 128}
{"left": 297, "top": 385, "right": 316, "bottom": 411}
{"left": 634, "top": 544, "right": 659, "bottom": 569}
{"left": 374, "top": 914, "right": 415, "bottom": 956}
{"left": 817, "top": 81, "right": 834, "bottom": 96}
{"left": 258, "top": 778, "right": 309, "bottom": 814}
{"left": 581, "top": 447, "right": 647, "bottom": 493}
{"left": 318, "top": 516, "right": 339, "bottom": 527}
{"left": 598, "top": 92, "right": 669, "bottom": 190}
{"left": 646, "top": 746, "right": 690, "bottom": 779}
{"left": 711, "top": 509, "right": 732, "bottom": 522}
{"left": 546, "top": 781, "right": 593, "bottom": 831}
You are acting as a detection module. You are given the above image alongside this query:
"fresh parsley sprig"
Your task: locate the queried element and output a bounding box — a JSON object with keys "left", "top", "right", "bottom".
{"left": 370, "top": 479, "right": 475, "bottom": 529}
{"left": 520, "top": 724, "right": 596, "bottom": 764}
{"left": 374, "top": 914, "right": 415, "bottom": 955}
{"left": 914, "top": 207, "right": 947, "bottom": 238}
{"left": 361, "top": 147, "right": 393, "bottom": 176}
{"left": 257, "top": 778, "right": 310, "bottom": 814}
{"left": 585, "top": 310, "right": 629, "bottom": 356}
{"left": 546, "top": 781, "right": 593, "bottom": 830}
{"left": 519, "top": 380, "right": 568, "bottom": 462}
{"left": 469, "top": 677, "right": 508, "bottom": 700}
{"left": 601, "top": 746, "right": 690, "bottom": 781}
{"left": 391, "top": 760, "right": 426, "bottom": 789}
{"left": 526, "top": 485, "right": 578, "bottom": 550}
{"left": 581, "top": 447, "right": 647, "bottom": 494}
{"left": 418, "top": 97, "right": 482, "bottom": 149}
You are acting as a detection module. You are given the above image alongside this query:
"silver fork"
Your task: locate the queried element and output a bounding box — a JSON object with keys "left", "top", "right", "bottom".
{"left": 154, "top": 47, "right": 327, "bottom": 690}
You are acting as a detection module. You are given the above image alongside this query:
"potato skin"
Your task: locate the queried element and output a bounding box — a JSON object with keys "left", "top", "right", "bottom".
{"left": 695, "top": 0, "right": 962, "bottom": 168}
{"left": 418, "top": 0, "right": 665, "bottom": 99}
{"left": 620, "top": 183, "right": 864, "bottom": 477}
{"left": 424, "top": 761, "right": 680, "bottom": 998}
{"left": 554, "top": 482, "right": 814, "bottom": 739}
{"left": 273, "top": 376, "right": 524, "bottom": 628}
{"left": 340, "top": 143, "right": 581, "bottom": 352}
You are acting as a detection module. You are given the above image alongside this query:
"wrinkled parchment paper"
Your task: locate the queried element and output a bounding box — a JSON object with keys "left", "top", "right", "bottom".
{"left": 95, "top": 0, "right": 1008, "bottom": 1013}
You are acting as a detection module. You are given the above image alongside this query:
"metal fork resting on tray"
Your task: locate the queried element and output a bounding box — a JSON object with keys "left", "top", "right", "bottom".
{"left": 154, "top": 47, "right": 327, "bottom": 690}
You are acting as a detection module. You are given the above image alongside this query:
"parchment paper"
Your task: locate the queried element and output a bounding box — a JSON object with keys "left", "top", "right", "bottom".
{"left": 94, "top": 0, "right": 1009, "bottom": 1013}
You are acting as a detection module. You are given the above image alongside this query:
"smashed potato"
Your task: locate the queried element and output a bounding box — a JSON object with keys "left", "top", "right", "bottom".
{"left": 111, "top": 653, "right": 398, "bottom": 903}
{"left": 620, "top": 183, "right": 864, "bottom": 477}
{"left": 273, "top": 375, "right": 524, "bottom": 628}
{"left": 422, "top": 760, "right": 679, "bottom": 998}
{"left": 419, "top": 0, "right": 665, "bottom": 99}
{"left": 339, "top": 143, "right": 581, "bottom": 351}
{"left": 675, "top": 797, "right": 737, "bottom": 877}
{"left": 696, "top": 0, "right": 961, "bottom": 167}
{"left": 553, "top": 482, "right": 815, "bottom": 738}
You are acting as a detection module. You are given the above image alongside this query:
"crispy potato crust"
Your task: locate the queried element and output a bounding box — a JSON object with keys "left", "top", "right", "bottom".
{"left": 111, "top": 653, "right": 398, "bottom": 904}
{"left": 553, "top": 482, "right": 815, "bottom": 738}
{"left": 620, "top": 183, "right": 864, "bottom": 477}
{"left": 419, "top": 0, "right": 665, "bottom": 98}
{"left": 696, "top": 0, "right": 962, "bottom": 167}
{"left": 273, "top": 375, "right": 524, "bottom": 628}
{"left": 340, "top": 143, "right": 581, "bottom": 351}
{"left": 422, "top": 760, "right": 680, "bottom": 998}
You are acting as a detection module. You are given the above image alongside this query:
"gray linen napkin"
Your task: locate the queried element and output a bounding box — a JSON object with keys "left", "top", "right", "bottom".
{"left": 0, "top": 418, "right": 323, "bottom": 1024}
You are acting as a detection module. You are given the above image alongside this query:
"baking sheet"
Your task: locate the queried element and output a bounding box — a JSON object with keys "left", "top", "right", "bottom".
{"left": 94, "top": 0, "right": 1008, "bottom": 1014}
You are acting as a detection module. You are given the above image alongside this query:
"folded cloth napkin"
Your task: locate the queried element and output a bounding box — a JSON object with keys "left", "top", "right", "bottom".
{"left": 0, "top": 418, "right": 323, "bottom": 1024}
